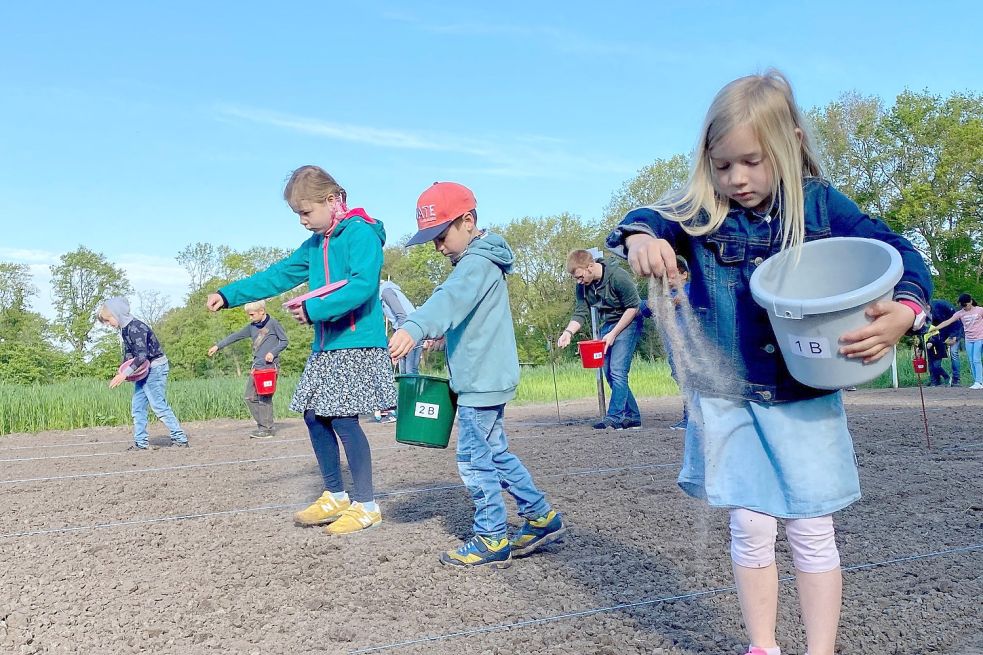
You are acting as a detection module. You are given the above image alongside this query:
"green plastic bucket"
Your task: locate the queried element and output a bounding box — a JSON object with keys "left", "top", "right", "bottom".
{"left": 394, "top": 374, "right": 458, "bottom": 448}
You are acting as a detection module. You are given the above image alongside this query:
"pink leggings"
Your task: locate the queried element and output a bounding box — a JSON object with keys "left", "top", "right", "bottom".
{"left": 729, "top": 508, "right": 840, "bottom": 573}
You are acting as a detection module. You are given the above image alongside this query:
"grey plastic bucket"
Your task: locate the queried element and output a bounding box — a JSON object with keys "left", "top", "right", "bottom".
{"left": 749, "top": 237, "right": 903, "bottom": 390}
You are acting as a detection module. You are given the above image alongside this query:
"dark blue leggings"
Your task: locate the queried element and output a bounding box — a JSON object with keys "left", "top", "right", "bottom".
{"left": 303, "top": 412, "right": 374, "bottom": 502}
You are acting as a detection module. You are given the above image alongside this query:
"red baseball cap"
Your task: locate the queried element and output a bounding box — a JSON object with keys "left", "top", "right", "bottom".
{"left": 407, "top": 182, "right": 476, "bottom": 246}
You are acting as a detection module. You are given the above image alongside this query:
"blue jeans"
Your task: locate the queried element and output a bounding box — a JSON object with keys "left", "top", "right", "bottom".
{"left": 456, "top": 405, "right": 550, "bottom": 539}
{"left": 967, "top": 339, "right": 983, "bottom": 385}
{"left": 132, "top": 362, "right": 187, "bottom": 447}
{"left": 303, "top": 413, "right": 374, "bottom": 502}
{"left": 600, "top": 317, "right": 643, "bottom": 424}
{"left": 949, "top": 339, "right": 962, "bottom": 384}
{"left": 928, "top": 356, "right": 950, "bottom": 385}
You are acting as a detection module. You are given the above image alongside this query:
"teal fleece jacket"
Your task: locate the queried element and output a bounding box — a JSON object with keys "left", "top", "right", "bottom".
{"left": 402, "top": 232, "right": 519, "bottom": 407}
{"left": 218, "top": 210, "right": 387, "bottom": 352}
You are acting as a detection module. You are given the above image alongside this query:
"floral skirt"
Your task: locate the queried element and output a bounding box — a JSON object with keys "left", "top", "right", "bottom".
{"left": 290, "top": 348, "right": 397, "bottom": 417}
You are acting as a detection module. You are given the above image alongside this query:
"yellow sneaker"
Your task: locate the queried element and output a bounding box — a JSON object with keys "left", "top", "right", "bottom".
{"left": 293, "top": 491, "right": 350, "bottom": 526}
{"left": 324, "top": 502, "right": 382, "bottom": 535}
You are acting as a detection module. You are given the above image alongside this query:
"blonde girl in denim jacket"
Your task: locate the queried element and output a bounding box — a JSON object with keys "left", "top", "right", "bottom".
{"left": 606, "top": 71, "right": 932, "bottom": 655}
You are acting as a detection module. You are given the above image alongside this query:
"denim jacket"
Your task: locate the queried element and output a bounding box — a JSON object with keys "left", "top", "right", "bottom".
{"left": 606, "top": 178, "right": 933, "bottom": 403}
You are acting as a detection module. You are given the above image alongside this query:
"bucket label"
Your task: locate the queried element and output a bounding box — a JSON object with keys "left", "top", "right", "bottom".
{"left": 787, "top": 334, "right": 832, "bottom": 359}
{"left": 414, "top": 402, "right": 440, "bottom": 419}
{"left": 592, "top": 352, "right": 603, "bottom": 360}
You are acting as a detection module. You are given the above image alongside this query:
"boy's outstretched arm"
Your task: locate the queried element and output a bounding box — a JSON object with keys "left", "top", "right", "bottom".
{"left": 392, "top": 256, "right": 497, "bottom": 357}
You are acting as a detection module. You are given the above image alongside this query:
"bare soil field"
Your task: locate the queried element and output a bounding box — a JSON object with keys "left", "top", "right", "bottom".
{"left": 1, "top": 387, "right": 981, "bottom": 654}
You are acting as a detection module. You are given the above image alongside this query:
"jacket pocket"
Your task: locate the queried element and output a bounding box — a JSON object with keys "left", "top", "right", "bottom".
{"left": 706, "top": 235, "right": 746, "bottom": 264}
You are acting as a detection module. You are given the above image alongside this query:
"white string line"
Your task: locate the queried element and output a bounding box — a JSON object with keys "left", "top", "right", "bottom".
{"left": 0, "top": 424, "right": 668, "bottom": 483}
{"left": 347, "top": 543, "right": 983, "bottom": 654}
{"left": 5, "top": 427, "right": 978, "bottom": 487}
{"left": 0, "top": 437, "right": 311, "bottom": 463}
{"left": 0, "top": 454, "right": 311, "bottom": 485}
{"left": 0, "top": 462, "right": 679, "bottom": 540}
{"left": 0, "top": 402, "right": 957, "bottom": 453}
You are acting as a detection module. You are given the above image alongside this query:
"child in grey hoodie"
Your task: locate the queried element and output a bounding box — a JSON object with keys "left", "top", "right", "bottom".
{"left": 100, "top": 296, "right": 189, "bottom": 450}
{"left": 389, "top": 182, "right": 564, "bottom": 569}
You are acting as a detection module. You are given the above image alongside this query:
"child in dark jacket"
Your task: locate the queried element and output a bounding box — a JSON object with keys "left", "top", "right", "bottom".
{"left": 925, "top": 330, "right": 950, "bottom": 386}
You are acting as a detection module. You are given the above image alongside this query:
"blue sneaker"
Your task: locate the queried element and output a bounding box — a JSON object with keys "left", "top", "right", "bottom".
{"left": 439, "top": 535, "right": 512, "bottom": 569}
{"left": 510, "top": 510, "right": 566, "bottom": 557}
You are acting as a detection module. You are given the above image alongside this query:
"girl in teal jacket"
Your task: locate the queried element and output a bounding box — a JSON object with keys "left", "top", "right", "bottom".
{"left": 207, "top": 165, "right": 396, "bottom": 535}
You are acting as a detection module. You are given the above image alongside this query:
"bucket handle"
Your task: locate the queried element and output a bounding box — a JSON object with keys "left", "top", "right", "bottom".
{"left": 772, "top": 300, "right": 804, "bottom": 320}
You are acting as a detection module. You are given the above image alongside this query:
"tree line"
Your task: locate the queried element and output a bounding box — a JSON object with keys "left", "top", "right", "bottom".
{"left": 2, "top": 88, "right": 980, "bottom": 384}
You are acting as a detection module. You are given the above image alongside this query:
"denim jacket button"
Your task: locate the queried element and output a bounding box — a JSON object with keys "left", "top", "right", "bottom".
{"left": 763, "top": 344, "right": 776, "bottom": 354}
{"left": 759, "top": 390, "right": 772, "bottom": 400}
{"left": 753, "top": 256, "right": 764, "bottom": 266}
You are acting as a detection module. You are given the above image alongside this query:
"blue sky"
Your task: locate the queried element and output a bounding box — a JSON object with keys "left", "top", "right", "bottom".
{"left": 2, "top": 1, "right": 981, "bottom": 317}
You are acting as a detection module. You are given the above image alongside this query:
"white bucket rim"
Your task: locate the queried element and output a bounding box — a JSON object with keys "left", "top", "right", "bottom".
{"left": 750, "top": 237, "right": 903, "bottom": 319}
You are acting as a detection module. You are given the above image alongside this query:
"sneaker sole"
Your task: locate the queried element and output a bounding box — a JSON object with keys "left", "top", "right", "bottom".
{"left": 439, "top": 556, "right": 512, "bottom": 569}
{"left": 325, "top": 520, "right": 382, "bottom": 536}
{"left": 512, "top": 527, "right": 568, "bottom": 558}
{"left": 293, "top": 513, "right": 347, "bottom": 527}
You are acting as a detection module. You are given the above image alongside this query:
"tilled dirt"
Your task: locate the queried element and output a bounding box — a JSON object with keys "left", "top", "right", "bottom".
{"left": 1, "top": 387, "right": 981, "bottom": 654}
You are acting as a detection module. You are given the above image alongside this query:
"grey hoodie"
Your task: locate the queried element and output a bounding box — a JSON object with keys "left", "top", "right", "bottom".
{"left": 402, "top": 232, "right": 519, "bottom": 406}
{"left": 103, "top": 296, "right": 166, "bottom": 372}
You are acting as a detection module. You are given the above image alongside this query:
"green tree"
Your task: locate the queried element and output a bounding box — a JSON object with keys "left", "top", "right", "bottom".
{"left": 218, "top": 245, "right": 292, "bottom": 280}
{"left": 49, "top": 247, "right": 131, "bottom": 356}
{"left": 811, "top": 90, "right": 983, "bottom": 301}
{"left": 135, "top": 289, "right": 171, "bottom": 329}
{"left": 0, "top": 262, "right": 68, "bottom": 383}
{"left": 497, "top": 214, "right": 604, "bottom": 363}
{"left": 602, "top": 154, "right": 690, "bottom": 227}
{"left": 176, "top": 242, "right": 220, "bottom": 294}
{"left": 381, "top": 240, "right": 450, "bottom": 307}
{"left": 808, "top": 93, "right": 888, "bottom": 213}
{"left": 0, "top": 262, "right": 36, "bottom": 311}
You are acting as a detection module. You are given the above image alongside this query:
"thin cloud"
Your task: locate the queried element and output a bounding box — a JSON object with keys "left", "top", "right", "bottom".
{"left": 217, "top": 105, "right": 632, "bottom": 178}
{"left": 0, "top": 247, "right": 60, "bottom": 265}
{"left": 380, "top": 11, "right": 669, "bottom": 60}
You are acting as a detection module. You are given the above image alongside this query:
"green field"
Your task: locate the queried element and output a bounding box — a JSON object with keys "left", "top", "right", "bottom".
{"left": 0, "top": 348, "right": 967, "bottom": 435}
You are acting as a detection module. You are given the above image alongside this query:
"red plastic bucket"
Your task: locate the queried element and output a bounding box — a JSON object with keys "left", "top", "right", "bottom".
{"left": 577, "top": 339, "right": 606, "bottom": 368}
{"left": 912, "top": 356, "right": 927, "bottom": 375}
{"left": 252, "top": 368, "right": 278, "bottom": 396}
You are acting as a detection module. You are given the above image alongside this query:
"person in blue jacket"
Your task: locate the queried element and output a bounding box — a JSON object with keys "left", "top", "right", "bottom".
{"left": 389, "top": 182, "right": 565, "bottom": 569}
{"left": 606, "top": 71, "right": 931, "bottom": 655}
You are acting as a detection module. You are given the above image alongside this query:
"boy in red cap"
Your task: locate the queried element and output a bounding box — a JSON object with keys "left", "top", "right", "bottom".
{"left": 390, "top": 182, "right": 565, "bottom": 568}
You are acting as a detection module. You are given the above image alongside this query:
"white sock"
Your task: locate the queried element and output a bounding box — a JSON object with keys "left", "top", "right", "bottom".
{"left": 331, "top": 491, "right": 349, "bottom": 502}
{"left": 357, "top": 501, "right": 379, "bottom": 513}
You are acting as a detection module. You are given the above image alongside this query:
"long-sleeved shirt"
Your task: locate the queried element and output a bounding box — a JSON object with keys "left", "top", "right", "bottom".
{"left": 570, "top": 257, "right": 640, "bottom": 329}
{"left": 215, "top": 314, "right": 289, "bottom": 368}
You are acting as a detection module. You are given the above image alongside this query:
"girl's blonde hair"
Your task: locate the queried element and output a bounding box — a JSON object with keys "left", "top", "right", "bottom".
{"left": 283, "top": 165, "right": 346, "bottom": 212}
{"left": 244, "top": 300, "right": 266, "bottom": 312}
{"left": 653, "top": 69, "right": 822, "bottom": 252}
